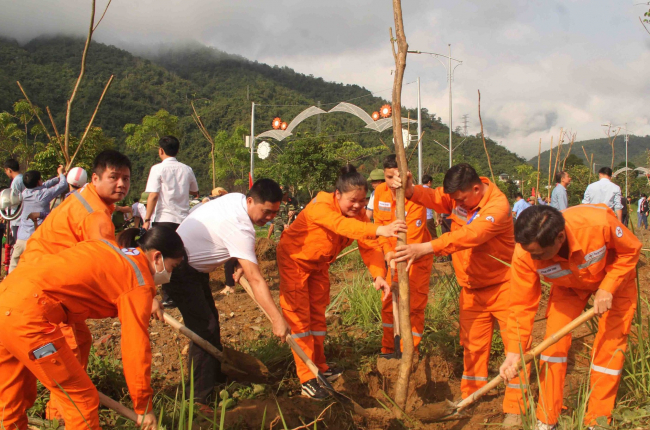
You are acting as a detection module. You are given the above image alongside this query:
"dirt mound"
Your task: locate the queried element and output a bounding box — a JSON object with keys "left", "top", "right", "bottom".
{"left": 255, "top": 238, "right": 277, "bottom": 262}
{"left": 328, "top": 354, "right": 455, "bottom": 427}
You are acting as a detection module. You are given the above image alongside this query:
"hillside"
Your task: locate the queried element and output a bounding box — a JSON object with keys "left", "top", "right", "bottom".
{"left": 529, "top": 135, "right": 650, "bottom": 172}
{"left": 0, "top": 36, "right": 526, "bottom": 195}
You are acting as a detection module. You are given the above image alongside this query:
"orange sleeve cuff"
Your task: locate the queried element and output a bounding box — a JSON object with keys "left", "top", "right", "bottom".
{"left": 365, "top": 223, "right": 378, "bottom": 239}
{"left": 410, "top": 185, "right": 425, "bottom": 206}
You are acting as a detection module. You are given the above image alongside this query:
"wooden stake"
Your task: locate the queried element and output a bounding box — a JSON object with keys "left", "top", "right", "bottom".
{"left": 536, "top": 138, "right": 541, "bottom": 204}
{"left": 46, "top": 107, "right": 61, "bottom": 140}
{"left": 389, "top": 0, "right": 413, "bottom": 412}
{"left": 190, "top": 100, "right": 217, "bottom": 189}
{"left": 589, "top": 153, "right": 594, "bottom": 184}
{"left": 68, "top": 75, "right": 114, "bottom": 169}
{"left": 64, "top": 0, "right": 97, "bottom": 157}
{"left": 562, "top": 132, "right": 576, "bottom": 170}
{"left": 16, "top": 81, "right": 53, "bottom": 143}
{"left": 477, "top": 90, "right": 495, "bottom": 183}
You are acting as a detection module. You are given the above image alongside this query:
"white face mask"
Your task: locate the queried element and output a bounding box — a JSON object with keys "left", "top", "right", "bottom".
{"left": 153, "top": 255, "right": 172, "bottom": 285}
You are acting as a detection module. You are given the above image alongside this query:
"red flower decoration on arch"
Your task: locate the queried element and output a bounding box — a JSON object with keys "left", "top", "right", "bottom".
{"left": 380, "top": 104, "right": 392, "bottom": 118}
{"left": 272, "top": 117, "right": 282, "bottom": 130}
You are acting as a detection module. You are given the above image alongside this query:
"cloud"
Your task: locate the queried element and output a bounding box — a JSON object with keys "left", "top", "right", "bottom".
{"left": 1, "top": 0, "right": 649, "bottom": 158}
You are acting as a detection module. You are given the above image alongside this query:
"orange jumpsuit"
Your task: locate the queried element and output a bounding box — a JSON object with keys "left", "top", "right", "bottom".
{"left": 507, "top": 204, "right": 640, "bottom": 426}
{"left": 19, "top": 184, "right": 115, "bottom": 419}
{"left": 409, "top": 178, "right": 528, "bottom": 414}
{"left": 0, "top": 240, "right": 155, "bottom": 430}
{"left": 278, "top": 191, "right": 387, "bottom": 383}
{"left": 372, "top": 182, "right": 433, "bottom": 353}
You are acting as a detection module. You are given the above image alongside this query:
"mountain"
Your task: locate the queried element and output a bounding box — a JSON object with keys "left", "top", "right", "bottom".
{"left": 529, "top": 135, "right": 650, "bottom": 172}
{"left": 0, "top": 36, "right": 527, "bottom": 196}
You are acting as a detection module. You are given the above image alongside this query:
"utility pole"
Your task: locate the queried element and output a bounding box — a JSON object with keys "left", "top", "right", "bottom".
{"left": 462, "top": 114, "right": 469, "bottom": 137}
{"left": 317, "top": 100, "right": 321, "bottom": 134}
{"left": 417, "top": 77, "right": 423, "bottom": 184}
{"left": 250, "top": 102, "right": 255, "bottom": 185}
{"left": 448, "top": 44, "right": 452, "bottom": 169}
{"left": 408, "top": 45, "right": 462, "bottom": 168}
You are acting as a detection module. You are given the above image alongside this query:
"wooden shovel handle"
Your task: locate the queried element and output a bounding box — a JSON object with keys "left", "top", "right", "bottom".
{"left": 98, "top": 391, "right": 139, "bottom": 423}
{"left": 238, "top": 277, "right": 322, "bottom": 377}
{"left": 163, "top": 312, "right": 225, "bottom": 361}
{"left": 456, "top": 307, "right": 596, "bottom": 411}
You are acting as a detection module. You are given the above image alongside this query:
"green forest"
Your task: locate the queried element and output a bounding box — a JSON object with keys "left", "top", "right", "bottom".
{"left": 1, "top": 36, "right": 648, "bottom": 205}
{"left": 0, "top": 36, "right": 528, "bottom": 202}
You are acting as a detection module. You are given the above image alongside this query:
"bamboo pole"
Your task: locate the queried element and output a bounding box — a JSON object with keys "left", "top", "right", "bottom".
{"left": 589, "top": 153, "right": 594, "bottom": 184}
{"left": 46, "top": 106, "right": 61, "bottom": 141}
{"left": 477, "top": 90, "right": 495, "bottom": 183}
{"left": 562, "top": 133, "right": 576, "bottom": 170}
{"left": 536, "top": 138, "right": 541, "bottom": 204}
{"left": 389, "top": 0, "right": 413, "bottom": 412}
{"left": 582, "top": 145, "right": 589, "bottom": 163}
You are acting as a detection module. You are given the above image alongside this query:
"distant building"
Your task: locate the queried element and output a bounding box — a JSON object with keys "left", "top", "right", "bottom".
{"left": 498, "top": 173, "right": 510, "bottom": 182}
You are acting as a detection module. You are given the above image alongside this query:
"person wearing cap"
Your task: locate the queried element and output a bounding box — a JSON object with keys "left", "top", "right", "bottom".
{"left": 366, "top": 168, "right": 385, "bottom": 221}
{"left": 9, "top": 166, "right": 68, "bottom": 273}
{"left": 201, "top": 187, "right": 228, "bottom": 204}
{"left": 65, "top": 167, "right": 88, "bottom": 198}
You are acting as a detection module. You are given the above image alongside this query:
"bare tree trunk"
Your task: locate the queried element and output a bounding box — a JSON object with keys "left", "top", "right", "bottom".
{"left": 389, "top": 0, "right": 413, "bottom": 413}
{"left": 536, "top": 138, "right": 541, "bottom": 204}
{"left": 477, "top": 90, "right": 495, "bottom": 183}
{"left": 64, "top": 0, "right": 96, "bottom": 157}
{"left": 548, "top": 137, "right": 553, "bottom": 200}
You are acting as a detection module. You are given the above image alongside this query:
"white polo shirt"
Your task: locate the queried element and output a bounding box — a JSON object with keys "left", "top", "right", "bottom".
{"left": 177, "top": 193, "right": 258, "bottom": 273}
{"left": 131, "top": 202, "right": 146, "bottom": 219}
{"left": 145, "top": 157, "right": 199, "bottom": 224}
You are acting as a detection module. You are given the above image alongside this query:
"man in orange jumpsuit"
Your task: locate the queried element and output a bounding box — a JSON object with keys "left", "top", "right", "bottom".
{"left": 500, "top": 204, "right": 640, "bottom": 429}
{"left": 19, "top": 150, "right": 137, "bottom": 420}
{"left": 373, "top": 154, "right": 433, "bottom": 354}
{"left": 0, "top": 230, "right": 186, "bottom": 430}
{"left": 392, "top": 163, "right": 529, "bottom": 425}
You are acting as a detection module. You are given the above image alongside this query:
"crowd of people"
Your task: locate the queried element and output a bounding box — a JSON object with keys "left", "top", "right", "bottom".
{"left": 0, "top": 138, "right": 642, "bottom": 430}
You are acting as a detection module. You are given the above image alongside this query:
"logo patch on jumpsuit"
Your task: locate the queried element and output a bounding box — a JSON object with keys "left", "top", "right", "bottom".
{"left": 121, "top": 248, "right": 140, "bottom": 256}
{"left": 615, "top": 227, "right": 623, "bottom": 238}
{"left": 378, "top": 201, "right": 391, "bottom": 212}
{"left": 537, "top": 264, "right": 563, "bottom": 276}
{"left": 416, "top": 219, "right": 422, "bottom": 227}
{"left": 486, "top": 216, "right": 495, "bottom": 223}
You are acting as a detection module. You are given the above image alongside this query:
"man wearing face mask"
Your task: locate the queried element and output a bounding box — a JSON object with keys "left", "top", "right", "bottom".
{"left": 390, "top": 163, "right": 529, "bottom": 428}
{"left": 164, "top": 178, "right": 291, "bottom": 412}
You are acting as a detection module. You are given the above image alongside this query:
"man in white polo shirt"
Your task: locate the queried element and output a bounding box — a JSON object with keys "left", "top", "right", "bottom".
{"left": 164, "top": 178, "right": 290, "bottom": 411}
{"left": 582, "top": 166, "right": 624, "bottom": 222}
{"left": 143, "top": 135, "right": 199, "bottom": 231}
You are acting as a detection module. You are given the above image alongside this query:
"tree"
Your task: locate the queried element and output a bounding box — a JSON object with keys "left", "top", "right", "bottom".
{"left": 124, "top": 109, "right": 179, "bottom": 153}
{"left": 31, "top": 127, "right": 113, "bottom": 177}
{"left": 263, "top": 134, "right": 342, "bottom": 198}
{"left": 564, "top": 154, "right": 584, "bottom": 168}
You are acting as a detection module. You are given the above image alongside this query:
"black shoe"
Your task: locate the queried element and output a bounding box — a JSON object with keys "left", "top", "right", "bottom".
{"left": 379, "top": 352, "right": 400, "bottom": 360}
{"left": 301, "top": 378, "right": 330, "bottom": 400}
{"left": 162, "top": 299, "right": 177, "bottom": 309}
{"left": 323, "top": 366, "right": 343, "bottom": 382}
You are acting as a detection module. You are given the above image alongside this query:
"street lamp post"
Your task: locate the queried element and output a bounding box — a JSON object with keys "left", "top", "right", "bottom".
{"left": 409, "top": 45, "right": 462, "bottom": 168}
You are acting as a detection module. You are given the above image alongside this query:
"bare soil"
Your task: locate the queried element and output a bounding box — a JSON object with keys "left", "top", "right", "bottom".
{"left": 86, "top": 236, "right": 650, "bottom": 429}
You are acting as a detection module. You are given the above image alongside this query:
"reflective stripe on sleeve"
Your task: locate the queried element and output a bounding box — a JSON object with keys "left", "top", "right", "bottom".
{"left": 412, "top": 332, "right": 423, "bottom": 337}
{"left": 72, "top": 191, "right": 94, "bottom": 214}
{"left": 544, "top": 270, "right": 572, "bottom": 279}
{"left": 507, "top": 383, "right": 529, "bottom": 389}
{"left": 100, "top": 240, "right": 145, "bottom": 286}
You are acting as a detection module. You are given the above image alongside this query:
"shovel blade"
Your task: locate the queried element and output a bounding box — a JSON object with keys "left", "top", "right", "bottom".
{"left": 221, "top": 346, "right": 270, "bottom": 383}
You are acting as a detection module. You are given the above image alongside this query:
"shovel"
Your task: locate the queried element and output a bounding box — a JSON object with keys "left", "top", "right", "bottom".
{"left": 238, "top": 276, "right": 369, "bottom": 417}
{"left": 381, "top": 267, "right": 402, "bottom": 360}
{"left": 163, "top": 312, "right": 269, "bottom": 382}
{"left": 414, "top": 307, "right": 597, "bottom": 421}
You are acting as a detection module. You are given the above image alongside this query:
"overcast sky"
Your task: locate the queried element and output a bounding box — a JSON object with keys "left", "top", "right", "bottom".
{"left": 1, "top": 0, "right": 649, "bottom": 158}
